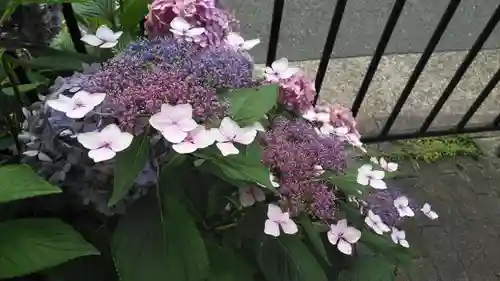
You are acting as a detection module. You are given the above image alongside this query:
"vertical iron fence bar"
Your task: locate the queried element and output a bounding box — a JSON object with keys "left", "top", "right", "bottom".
{"left": 313, "top": 0, "right": 348, "bottom": 104}
{"left": 351, "top": 0, "right": 407, "bottom": 117}
{"left": 494, "top": 113, "right": 500, "bottom": 127}
{"left": 456, "top": 67, "right": 500, "bottom": 130}
{"left": 380, "top": 0, "right": 461, "bottom": 136}
{"left": 61, "top": 3, "right": 87, "bottom": 54}
{"left": 266, "top": 0, "right": 285, "bottom": 66}
{"left": 419, "top": 3, "right": 500, "bottom": 133}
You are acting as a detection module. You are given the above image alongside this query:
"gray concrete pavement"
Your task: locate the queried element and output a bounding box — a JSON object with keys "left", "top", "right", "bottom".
{"left": 222, "top": 0, "right": 500, "bottom": 63}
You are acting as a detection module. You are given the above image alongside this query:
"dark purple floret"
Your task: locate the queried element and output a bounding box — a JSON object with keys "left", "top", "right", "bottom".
{"left": 363, "top": 187, "right": 419, "bottom": 227}
{"left": 191, "top": 46, "right": 254, "bottom": 89}
{"left": 262, "top": 117, "right": 346, "bottom": 220}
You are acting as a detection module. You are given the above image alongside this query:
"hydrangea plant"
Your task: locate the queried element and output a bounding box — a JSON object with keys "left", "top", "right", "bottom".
{"left": 15, "top": 0, "right": 439, "bottom": 280}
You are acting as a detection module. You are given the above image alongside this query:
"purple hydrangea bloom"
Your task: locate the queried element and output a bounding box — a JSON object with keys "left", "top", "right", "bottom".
{"left": 145, "top": 0, "right": 237, "bottom": 47}
{"left": 267, "top": 73, "right": 317, "bottom": 114}
{"left": 362, "top": 187, "right": 419, "bottom": 228}
{"left": 190, "top": 45, "right": 254, "bottom": 89}
{"left": 262, "top": 117, "right": 347, "bottom": 220}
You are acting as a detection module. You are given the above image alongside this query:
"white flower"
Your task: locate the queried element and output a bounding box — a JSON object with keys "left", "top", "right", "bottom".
{"left": 22, "top": 150, "right": 52, "bottom": 162}
{"left": 371, "top": 157, "right": 398, "bottom": 172}
{"left": 81, "top": 25, "right": 123, "bottom": 48}
{"left": 265, "top": 58, "right": 298, "bottom": 81}
{"left": 302, "top": 108, "right": 317, "bottom": 122}
{"left": 357, "top": 164, "right": 387, "bottom": 189}
{"left": 421, "top": 203, "right": 439, "bottom": 220}
{"left": 46, "top": 91, "right": 106, "bottom": 119}
{"left": 171, "top": 125, "right": 215, "bottom": 154}
{"left": 239, "top": 186, "right": 265, "bottom": 207}
{"left": 149, "top": 103, "right": 198, "bottom": 144}
{"left": 264, "top": 204, "right": 298, "bottom": 237}
{"left": 345, "top": 133, "right": 367, "bottom": 153}
{"left": 77, "top": 124, "right": 133, "bottom": 163}
{"left": 212, "top": 117, "right": 257, "bottom": 156}
{"left": 364, "top": 210, "right": 390, "bottom": 235}
{"left": 393, "top": 196, "right": 415, "bottom": 217}
{"left": 327, "top": 219, "right": 361, "bottom": 255}
{"left": 250, "top": 121, "right": 265, "bottom": 132}
{"left": 391, "top": 228, "right": 409, "bottom": 248}
{"left": 320, "top": 123, "right": 335, "bottom": 135}
{"left": 170, "top": 17, "right": 205, "bottom": 41}
{"left": 314, "top": 165, "right": 325, "bottom": 176}
{"left": 226, "top": 32, "right": 260, "bottom": 51}
{"left": 269, "top": 173, "right": 280, "bottom": 187}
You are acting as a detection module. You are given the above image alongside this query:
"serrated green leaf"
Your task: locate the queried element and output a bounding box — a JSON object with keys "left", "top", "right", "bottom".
{"left": 112, "top": 192, "right": 209, "bottom": 281}
{"left": 336, "top": 255, "right": 395, "bottom": 281}
{"left": 299, "top": 215, "right": 330, "bottom": 265}
{"left": 257, "top": 235, "right": 328, "bottom": 281}
{"left": 119, "top": 0, "right": 148, "bottom": 34}
{"left": 72, "top": 0, "right": 115, "bottom": 23}
{"left": 110, "top": 135, "right": 150, "bottom": 206}
{"left": 323, "top": 171, "right": 368, "bottom": 197}
{"left": 0, "top": 218, "right": 99, "bottom": 279}
{"left": 0, "top": 164, "right": 61, "bottom": 204}
{"left": 222, "top": 85, "right": 278, "bottom": 126}
{"left": 206, "top": 240, "right": 254, "bottom": 281}
{"left": 360, "top": 230, "right": 413, "bottom": 268}
{"left": 1, "top": 83, "right": 39, "bottom": 96}
{"left": 195, "top": 143, "right": 274, "bottom": 190}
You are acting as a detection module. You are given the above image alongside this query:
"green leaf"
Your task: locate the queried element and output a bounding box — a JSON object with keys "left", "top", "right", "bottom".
{"left": 0, "top": 133, "right": 14, "bottom": 150}
{"left": 110, "top": 135, "right": 150, "bottom": 206}
{"left": 257, "top": 235, "right": 328, "bottom": 281}
{"left": 0, "top": 164, "right": 61, "bottom": 204}
{"left": 299, "top": 215, "right": 330, "bottom": 265}
{"left": 0, "top": 218, "right": 99, "bottom": 279}
{"left": 336, "top": 255, "right": 395, "bottom": 281}
{"left": 196, "top": 143, "right": 274, "bottom": 189}
{"left": 72, "top": 0, "right": 115, "bottom": 23}
{"left": 222, "top": 85, "right": 278, "bottom": 126}
{"left": 1, "top": 83, "right": 39, "bottom": 96}
{"left": 206, "top": 240, "right": 254, "bottom": 281}
{"left": 360, "top": 230, "right": 413, "bottom": 268}
{"left": 112, "top": 193, "right": 209, "bottom": 281}
{"left": 119, "top": 0, "right": 149, "bottom": 34}
{"left": 323, "top": 171, "right": 368, "bottom": 197}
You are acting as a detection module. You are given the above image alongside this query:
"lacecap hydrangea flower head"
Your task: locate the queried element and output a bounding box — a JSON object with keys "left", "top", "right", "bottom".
{"left": 19, "top": 0, "right": 439, "bottom": 261}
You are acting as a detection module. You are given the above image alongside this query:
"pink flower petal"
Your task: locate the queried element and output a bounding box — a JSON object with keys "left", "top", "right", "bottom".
{"left": 264, "top": 219, "right": 280, "bottom": 237}
{"left": 280, "top": 220, "right": 298, "bottom": 234}
{"left": 215, "top": 142, "right": 239, "bottom": 156}
{"left": 337, "top": 239, "right": 353, "bottom": 255}
{"left": 267, "top": 204, "right": 284, "bottom": 221}
{"left": 88, "top": 147, "right": 116, "bottom": 162}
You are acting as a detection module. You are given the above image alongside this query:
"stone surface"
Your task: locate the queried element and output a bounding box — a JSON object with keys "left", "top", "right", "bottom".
{"left": 267, "top": 49, "right": 500, "bottom": 136}
{"left": 393, "top": 156, "right": 500, "bottom": 281}
{"left": 221, "top": 0, "right": 500, "bottom": 63}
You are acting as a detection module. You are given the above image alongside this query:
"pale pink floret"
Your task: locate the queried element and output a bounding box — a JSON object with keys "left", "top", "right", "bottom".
{"left": 264, "top": 204, "right": 298, "bottom": 237}
{"left": 77, "top": 124, "right": 133, "bottom": 162}
{"left": 327, "top": 219, "right": 361, "bottom": 255}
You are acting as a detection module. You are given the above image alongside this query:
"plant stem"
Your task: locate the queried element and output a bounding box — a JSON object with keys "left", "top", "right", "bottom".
{"left": 214, "top": 223, "right": 237, "bottom": 231}
{"left": 0, "top": 58, "right": 22, "bottom": 153}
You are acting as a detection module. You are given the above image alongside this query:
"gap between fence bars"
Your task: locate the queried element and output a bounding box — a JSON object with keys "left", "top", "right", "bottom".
{"left": 60, "top": 1, "right": 500, "bottom": 143}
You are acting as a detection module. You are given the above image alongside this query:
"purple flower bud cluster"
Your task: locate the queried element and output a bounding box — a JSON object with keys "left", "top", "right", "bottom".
{"left": 78, "top": 37, "right": 255, "bottom": 132}
{"left": 189, "top": 45, "right": 254, "bottom": 89}
{"left": 145, "top": 0, "right": 237, "bottom": 48}
{"left": 262, "top": 117, "right": 347, "bottom": 220}
{"left": 327, "top": 103, "right": 360, "bottom": 137}
{"left": 362, "top": 187, "right": 418, "bottom": 228}
{"left": 274, "top": 73, "right": 317, "bottom": 114}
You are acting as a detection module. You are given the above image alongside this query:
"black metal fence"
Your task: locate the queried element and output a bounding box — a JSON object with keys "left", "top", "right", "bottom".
{"left": 61, "top": 0, "right": 500, "bottom": 143}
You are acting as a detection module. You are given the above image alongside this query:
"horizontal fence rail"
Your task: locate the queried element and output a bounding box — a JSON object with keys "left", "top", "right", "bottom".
{"left": 58, "top": 0, "right": 500, "bottom": 143}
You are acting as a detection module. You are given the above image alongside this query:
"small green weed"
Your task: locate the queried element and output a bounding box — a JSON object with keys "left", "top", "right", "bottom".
{"left": 381, "top": 135, "right": 482, "bottom": 163}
